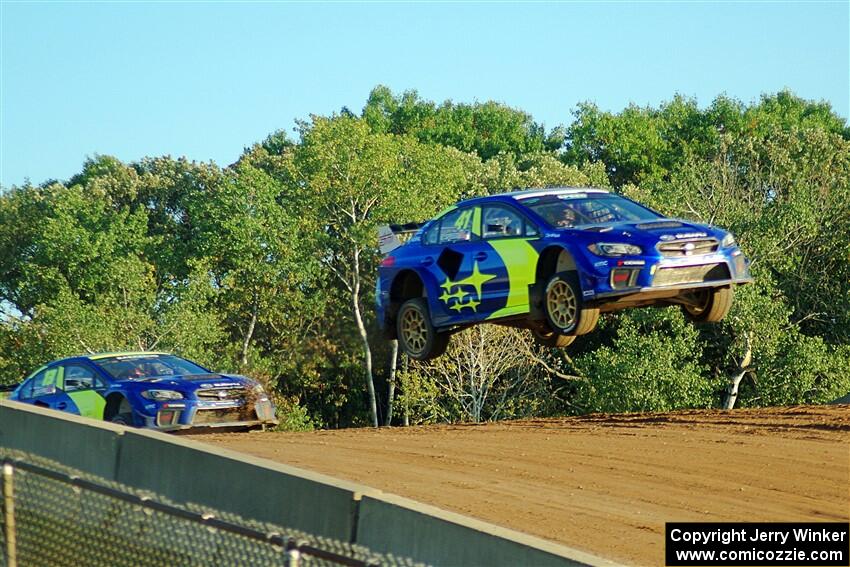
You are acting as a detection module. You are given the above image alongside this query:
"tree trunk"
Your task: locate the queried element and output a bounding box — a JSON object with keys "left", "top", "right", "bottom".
{"left": 351, "top": 249, "right": 379, "bottom": 427}
{"left": 723, "top": 334, "right": 752, "bottom": 410}
{"left": 402, "top": 354, "right": 410, "bottom": 427}
{"left": 241, "top": 301, "right": 258, "bottom": 368}
{"left": 724, "top": 370, "right": 747, "bottom": 410}
{"left": 385, "top": 340, "right": 399, "bottom": 426}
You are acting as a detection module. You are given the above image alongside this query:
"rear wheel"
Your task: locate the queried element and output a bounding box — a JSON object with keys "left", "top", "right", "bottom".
{"left": 544, "top": 272, "right": 600, "bottom": 336}
{"left": 397, "top": 298, "right": 449, "bottom": 360}
{"left": 682, "top": 287, "right": 733, "bottom": 323}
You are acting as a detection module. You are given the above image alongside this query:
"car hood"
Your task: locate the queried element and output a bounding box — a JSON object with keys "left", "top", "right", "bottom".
{"left": 118, "top": 373, "right": 254, "bottom": 391}
{"left": 569, "top": 218, "right": 721, "bottom": 242}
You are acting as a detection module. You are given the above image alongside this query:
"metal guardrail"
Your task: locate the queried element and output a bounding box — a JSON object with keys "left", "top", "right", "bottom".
{"left": 0, "top": 450, "right": 423, "bottom": 567}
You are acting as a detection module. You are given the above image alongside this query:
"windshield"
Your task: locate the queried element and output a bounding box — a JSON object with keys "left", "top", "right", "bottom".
{"left": 523, "top": 194, "right": 661, "bottom": 228}
{"left": 96, "top": 355, "right": 209, "bottom": 380}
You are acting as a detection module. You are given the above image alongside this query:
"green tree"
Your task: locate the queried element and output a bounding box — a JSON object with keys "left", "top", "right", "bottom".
{"left": 571, "top": 309, "right": 712, "bottom": 413}
{"left": 285, "top": 115, "right": 472, "bottom": 426}
{"left": 187, "top": 162, "right": 316, "bottom": 368}
{"left": 362, "top": 85, "right": 559, "bottom": 160}
{"left": 0, "top": 181, "right": 151, "bottom": 318}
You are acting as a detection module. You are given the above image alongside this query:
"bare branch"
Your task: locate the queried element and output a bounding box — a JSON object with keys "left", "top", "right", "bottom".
{"left": 77, "top": 335, "right": 96, "bottom": 355}
{"left": 521, "top": 342, "right": 586, "bottom": 383}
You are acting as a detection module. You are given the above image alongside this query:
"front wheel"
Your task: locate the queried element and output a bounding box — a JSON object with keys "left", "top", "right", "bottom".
{"left": 682, "top": 287, "right": 733, "bottom": 323}
{"left": 110, "top": 413, "right": 133, "bottom": 427}
{"left": 530, "top": 323, "right": 576, "bottom": 348}
{"left": 108, "top": 397, "right": 134, "bottom": 427}
{"left": 397, "top": 298, "right": 450, "bottom": 361}
{"left": 544, "top": 272, "right": 600, "bottom": 336}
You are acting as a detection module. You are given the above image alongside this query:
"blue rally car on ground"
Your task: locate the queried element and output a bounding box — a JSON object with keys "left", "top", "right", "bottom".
{"left": 5, "top": 352, "right": 278, "bottom": 431}
{"left": 377, "top": 187, "right": 753, "bottom": 360}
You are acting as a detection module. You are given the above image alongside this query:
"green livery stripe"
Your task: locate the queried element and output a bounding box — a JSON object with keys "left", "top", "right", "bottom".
{"left": 472, "top": 207, "right": 481, "bottom": 236}
{"left": 434, "top": 204, "right": 458, "bottom": 219}
{"left": 25, "top": 365, "right": 47, "bottom": 381}
{"left": 67, "top": 390, "right": 106, "bottom": 419}
{"left": 88, "top": 351, "right": 168, "bottom": 360}
{"left": 43, "top": 367, "right": 64, "bottom": 390}
{"left": 454, "top": 209, "right": 473, "bottom": 230}
{"left": 487, "top": 238, "right": 540, "bottom": 319}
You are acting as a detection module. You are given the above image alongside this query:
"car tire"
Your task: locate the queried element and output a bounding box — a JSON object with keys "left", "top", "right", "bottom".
{"left": 682, "top": 286, "right": 733, "bottom": 323}
{"left": 543, "top": 272, "right": 600, "bottom": 336}
{"left": 530, "top": 323, "right": 576, "bottom": 348}
{"left": 397, "top": 298, "right": 449, "bottom": 361}
{"left": 110, "top": 413, "right": 133, "bottom": 427}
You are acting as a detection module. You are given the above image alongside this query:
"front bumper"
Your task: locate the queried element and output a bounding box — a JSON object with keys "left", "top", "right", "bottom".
{"left": 162, "top": 419, "right": 279, "bottom": 433}
{"left": 593, "top": 276, "right": 753, "bottom": 300}
{"left": 581, "top": 249, "right": 753, "bottom": 302}
{"left": 138, "top": 397, "right": 278, "bottom": 431}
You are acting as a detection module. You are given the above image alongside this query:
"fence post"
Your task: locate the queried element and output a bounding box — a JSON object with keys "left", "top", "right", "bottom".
{"left": 286, "top": 548, "right": 301, "bottom": 567}
{"left": 2, "top": 462, "right": 16, "bottom": 567}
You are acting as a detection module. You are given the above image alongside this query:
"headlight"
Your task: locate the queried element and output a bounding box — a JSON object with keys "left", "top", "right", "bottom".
{"left": 588, "top": 243, "right": 642, "bottom": 257}
{"left": 721, "top": 232, "right": 736, "bottom": 247}
{"left": 141, "top": 390, "right": 183, "bottom": 401}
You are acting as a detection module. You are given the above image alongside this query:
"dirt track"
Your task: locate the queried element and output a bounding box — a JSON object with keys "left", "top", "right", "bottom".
{"left": 196, "top": 405, "right": 850, "bottom": 566}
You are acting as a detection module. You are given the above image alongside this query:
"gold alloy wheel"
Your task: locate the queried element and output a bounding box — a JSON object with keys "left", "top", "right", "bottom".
{"left": 401, "top": 307, "right": 428, "bottom": 354}
{"left": 546, "top": 280, "right": 578, "bottom": 330}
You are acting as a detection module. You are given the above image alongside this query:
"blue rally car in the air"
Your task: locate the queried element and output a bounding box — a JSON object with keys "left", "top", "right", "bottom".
{"left": 5, "top": 352, "right": 278, "bottom": 431}
{"left": 377, "top": 187, "right": 753, "bottom": 360}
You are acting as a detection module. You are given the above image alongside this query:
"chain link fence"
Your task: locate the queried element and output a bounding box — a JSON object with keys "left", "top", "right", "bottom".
{"left": 0, "top": 448, "right": 425, "bottom": 567}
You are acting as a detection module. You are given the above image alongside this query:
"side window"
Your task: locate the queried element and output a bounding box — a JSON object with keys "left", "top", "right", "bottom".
{"left": 439, "top": 208, "right": 479, "bottom": 244}
{"left": 423, "top": 221, "right": 440, "bottom": 245}
{"left": 483, "top": 205, "right": 538, "bottom": 239}
{"left": 27, "top": 367, "right": 62, "bottom": 397}
{"left": 63, "top": 364, "right": 103, "bottom": 392}
{"left": 17, "top": 375, "right": 39, "bottom": 400}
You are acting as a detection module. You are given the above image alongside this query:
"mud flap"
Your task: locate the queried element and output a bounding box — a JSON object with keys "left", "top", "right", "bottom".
{"left": 528, "top": 281, "right": 546, "bottom": 321}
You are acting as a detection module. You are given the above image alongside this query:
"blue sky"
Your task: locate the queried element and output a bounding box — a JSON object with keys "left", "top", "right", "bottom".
{"left": 1, "top": 1, "right": 848, "bottom": 187}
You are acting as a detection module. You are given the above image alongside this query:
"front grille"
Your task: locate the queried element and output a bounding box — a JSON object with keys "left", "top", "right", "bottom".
{"left": 197, "top": 387, "right": 247, "bottom": 401}
{"left": 192, "top": 408, "right": 253, "bottom": 425}
{"left": 657, "top": 238, "right": 718, "bottom": 258}
{"left": 653, "top": 263, "right": 730, "bottom": 287}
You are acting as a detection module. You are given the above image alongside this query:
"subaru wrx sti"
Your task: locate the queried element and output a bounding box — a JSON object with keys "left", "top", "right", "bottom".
{"left": 377, "top": 187, "right": 752, "bottom": 360}
{"left": 6, "top": 352, "right": 278, "bottom": 430}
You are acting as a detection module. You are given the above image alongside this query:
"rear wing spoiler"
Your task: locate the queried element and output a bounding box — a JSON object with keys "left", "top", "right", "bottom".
{"left": 378, "top": 222, "right": 425, "bottom": 255}
{"left": 0, "top": 383, "right": 19, "bottom": 394}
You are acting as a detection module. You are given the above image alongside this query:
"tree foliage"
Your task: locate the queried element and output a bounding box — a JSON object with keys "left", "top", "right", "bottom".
{"left": 1, "top": 86, "right": 848, "bottom": 426}
{"left": 363, "top": 85, "right": 561, "bottom": 160}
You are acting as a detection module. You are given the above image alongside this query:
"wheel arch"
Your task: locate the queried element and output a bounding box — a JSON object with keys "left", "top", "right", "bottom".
{"left": 531, "top": 246, "right": 582, "bottom": 323}
{"left": 390, "top": 269, "right": 426, "bottom": 302}
{"left": 386, "top": 269, "right": 427, "bottom": 339}
{"left": 536, "top": 246, "right": 577, "bottom": 282}
{"left": 103, "top": 393, "right": 130, "bottom": 421}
